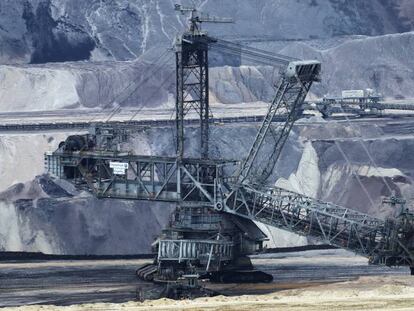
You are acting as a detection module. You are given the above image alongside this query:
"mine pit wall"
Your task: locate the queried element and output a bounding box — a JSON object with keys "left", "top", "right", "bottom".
{"left": 1, "top": 0, "right": 412, "bottom": 65}
{"left": 0, "top": 132, "right": 75, "bottom": 192}
{"left": 3, "top": 31, "right": 414, "bottom": 113}
{"left": 1, "top": 119, "right": 413, "bottom": 255}
{"left": 2, "top": 0, "right": 414, "bottom": 256}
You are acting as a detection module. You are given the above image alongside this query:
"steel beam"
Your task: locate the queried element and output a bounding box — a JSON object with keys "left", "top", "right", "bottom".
{"left": 176, "top": 37, "right": 210, "bottom": 159}
{"left": 219, "top": 182, "right": 414, "bottom": 267}
{"left": 236, "top": 61, "right": 321, "bottom": 186}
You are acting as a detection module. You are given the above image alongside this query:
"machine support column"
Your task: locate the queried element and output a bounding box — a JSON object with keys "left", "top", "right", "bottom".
{"left": 176, "top": 50, "right": 185, "bottom": 158}
{"left": 200, "top": 48, "right": 209, "bottom": 159}
{"left": 175, "top": 39, "right": 210, "bottom": 159}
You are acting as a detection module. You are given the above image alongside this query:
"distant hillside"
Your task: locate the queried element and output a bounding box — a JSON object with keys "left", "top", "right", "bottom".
{"left": 0, "top": 0, "right": 411, "bottom": 64}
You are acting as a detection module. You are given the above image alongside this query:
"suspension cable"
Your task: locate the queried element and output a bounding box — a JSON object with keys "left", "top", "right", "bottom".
{"left": 210, "top": 44, "right": 285, "bottom": 67}
{"left": 337, "top": 107, "right": 395, "bottom": 194}
{"left": 129, "top": 69, "right": 176, "bottom": 122}
{"left": 216, "top": 38, "right": 297, "bottom": 62}
{"left": 324, "top": 123, "right": 378, "bottom": 209}
{"left": 212, "top": 37, "right": 382, "bottom": 208}
{"left": 103, "top": 48, "right": 174, "bottom": 123}
{"left": 54, "top": 47, "right": 174, "bottom": 169}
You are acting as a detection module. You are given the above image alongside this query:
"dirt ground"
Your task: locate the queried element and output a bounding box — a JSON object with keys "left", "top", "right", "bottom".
{"left": 2, "top": 275, "right": 414, "bottom": 311}
{"left": 2, "top": 250, "right": 413, "bottom": 310}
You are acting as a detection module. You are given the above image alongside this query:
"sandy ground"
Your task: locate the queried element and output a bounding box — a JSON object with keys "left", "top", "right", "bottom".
{"left": 2, "top": 275, "right": 414, "bottom": 311}
{"left": 1, "top": 250, "right": 413, "bottom": 310}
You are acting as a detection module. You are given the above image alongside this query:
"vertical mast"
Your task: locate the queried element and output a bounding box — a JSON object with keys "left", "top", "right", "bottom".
{"left": 175, "top": 36, "right": 209, "bottom": 158}
{"left": 174, "top": 4, "right": 233, "bottom": 159}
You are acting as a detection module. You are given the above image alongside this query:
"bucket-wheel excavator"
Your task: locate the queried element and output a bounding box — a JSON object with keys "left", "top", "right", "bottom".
{"left": 46, "top": 5, "right": 414, "bottom": 287}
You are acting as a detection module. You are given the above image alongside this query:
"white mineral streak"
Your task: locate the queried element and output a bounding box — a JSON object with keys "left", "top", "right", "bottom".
{"left": 0, "top": 201, "right": 23, "bottom": 251}
{"left": 276, "top": 141, "right": 320, "bottom": 198}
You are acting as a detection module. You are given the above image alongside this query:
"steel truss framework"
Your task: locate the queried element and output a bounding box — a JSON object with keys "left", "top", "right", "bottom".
{"left": 176, "top": 36, "right": 211, "bottom": 159}
{"left": 46, "top": 148, "right": 414, "bottom": 267}
{"left": 311, "top": 98, "right": 414, "bottom": 118}
{"left": 237, "top": 62, "right": 320, "bottom": 186}
{"left": 46, "top": 60, "right": 414, "bottom": 269}
{"left": 217, "top": 182, "right": 414, "bottom": 267}
{"left": 46, "top": 150, "right": 237, "bottom": 204}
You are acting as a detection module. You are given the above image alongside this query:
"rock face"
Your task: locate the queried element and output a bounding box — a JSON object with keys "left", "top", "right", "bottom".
{"left": 0, "top": 60, "right": 175, "bottom": 111}
{"left": 0, "top": 175, "right": 174, "bottom": 255}
{"left": 1, "top": 1, "right": 414, "bottom": 111}
{"left": 0, "top": 0, "right": 411, "bottom": 65}
{"left": 260, "top": 32, "right": 414, "bottom": 99}
{"left": 2, "top": 30, "right": 414, "bottom": 112}
{"left": 0, "top": 133, "right": 70, "bottom": 192}
{"left": 1, "top": 118, "right": 414, "bottom": 254}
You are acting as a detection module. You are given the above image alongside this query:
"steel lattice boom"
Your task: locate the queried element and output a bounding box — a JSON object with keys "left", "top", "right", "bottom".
{"left": 217, "top": 183, "right": 414, "bottom": 267}
{"left": 236, "top": 61, "right": 321, "bottom": 186}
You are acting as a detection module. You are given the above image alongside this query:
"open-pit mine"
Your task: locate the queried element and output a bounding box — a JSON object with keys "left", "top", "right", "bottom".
{"left": 1, "top": 1, "right": 414, "bottom": 310}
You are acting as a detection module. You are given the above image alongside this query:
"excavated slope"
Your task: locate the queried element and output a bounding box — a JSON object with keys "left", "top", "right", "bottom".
{"left": 0, "top": 0, "right": 410, "bottom": 64}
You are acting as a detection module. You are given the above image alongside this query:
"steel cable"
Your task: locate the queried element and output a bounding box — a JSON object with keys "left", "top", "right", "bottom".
{"left": 129, "top": 69, "right": 176, "bottom": 122}
{"left": 104, "top": 49, "right": 174, "bottom": 123}
{"left": 216, "top": 38, "right": 297, "bottom": 62}
{"left": 337, "top": 106, "right": 395, "bottom": 195}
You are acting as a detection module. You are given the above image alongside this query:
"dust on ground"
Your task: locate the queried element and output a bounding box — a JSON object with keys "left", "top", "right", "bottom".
{"left": 3, "top": 275, "right": 414, "bottom": 311}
